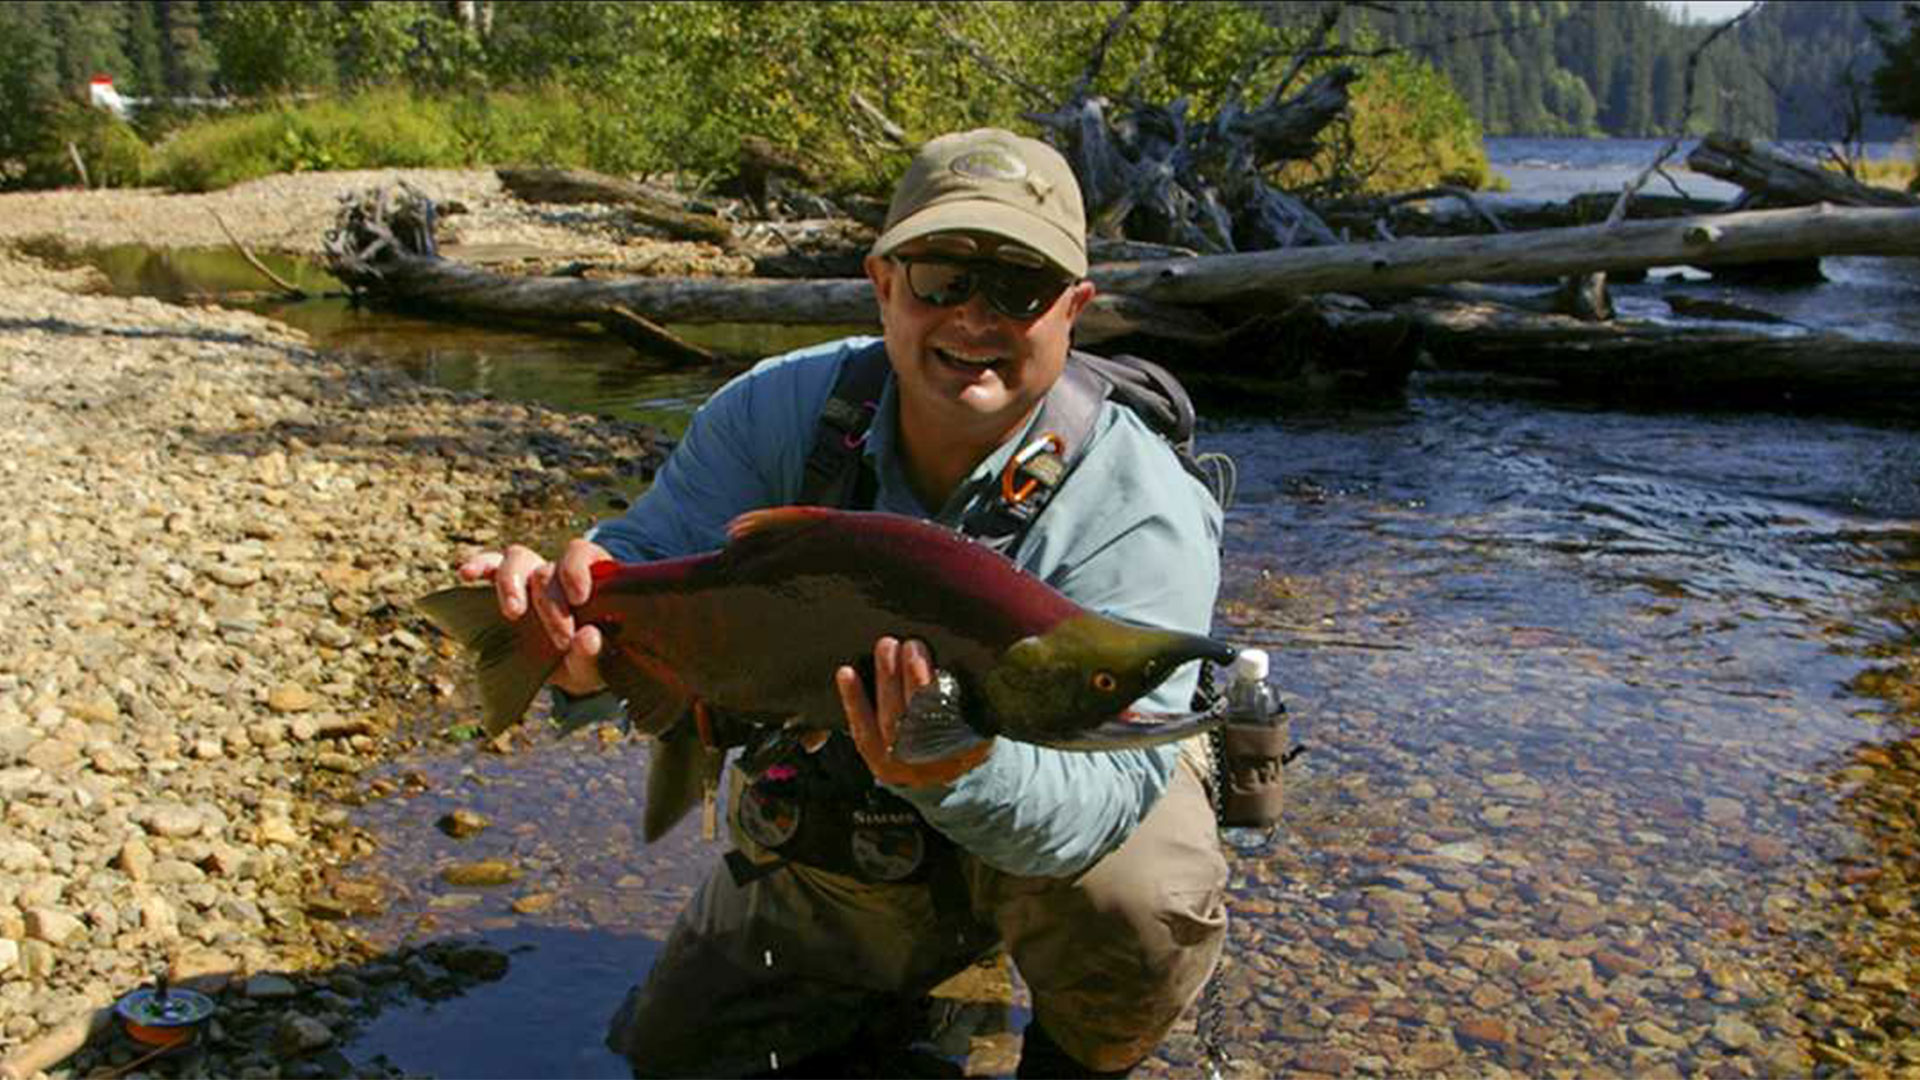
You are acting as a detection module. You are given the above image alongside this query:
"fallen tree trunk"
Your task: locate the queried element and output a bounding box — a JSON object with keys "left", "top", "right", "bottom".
{"left": 325, "top": 246, "right": 1227, "bottom": 349}
{"left": 1093, "top": 203, "right": 1920, "bottom": 304}
{"left": 1318, "top": 190, "right": 1727, "bottom": 241}
{"left": 496, "top": 167, "right": 739, "bottom": 249}
{"left": 1686, "top": 133, "right": 1920, "bottom": 209}
{"left": 336, "top": 201, "right": 1920, "bottom": 327}
{"left": 1400, "top": 294, "right": 1920, "bottom": 412}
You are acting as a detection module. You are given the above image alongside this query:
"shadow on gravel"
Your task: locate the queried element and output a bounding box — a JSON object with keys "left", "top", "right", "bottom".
{"left": 58, "top": 928, "right": 654, "bottom": 1080}
{"left": 0, "top": 314, "right": 312, "bottom": 354}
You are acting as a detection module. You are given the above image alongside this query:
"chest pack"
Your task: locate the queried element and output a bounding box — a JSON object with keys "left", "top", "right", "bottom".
{"left": 724, "top": 341, "right": 1252, "bottom": 889}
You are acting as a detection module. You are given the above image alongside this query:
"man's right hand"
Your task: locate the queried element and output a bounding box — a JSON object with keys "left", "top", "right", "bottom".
{"left": 458, "top": 537, "right": 614, "bottom": 696}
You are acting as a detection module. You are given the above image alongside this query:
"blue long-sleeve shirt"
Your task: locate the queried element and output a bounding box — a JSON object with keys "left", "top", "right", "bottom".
{"left": 589, "top": 337, "right": 1222, "bottom": 877}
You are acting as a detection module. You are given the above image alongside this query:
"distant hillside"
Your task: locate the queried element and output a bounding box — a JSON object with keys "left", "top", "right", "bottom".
{"left": 1319, "top": 0, "right": 1910, "bottom": 141}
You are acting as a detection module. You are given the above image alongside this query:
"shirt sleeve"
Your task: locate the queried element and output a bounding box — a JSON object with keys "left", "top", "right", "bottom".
{"left": 586, "top": 343, "right": 847, "bottom": 560}
{"left": 892, "top": 411, "right": 1224, "bottom": 878}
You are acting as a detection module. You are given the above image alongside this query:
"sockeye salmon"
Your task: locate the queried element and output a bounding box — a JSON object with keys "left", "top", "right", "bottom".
{"left": 417, "top": 506, "right": 1241, "bottom": 839}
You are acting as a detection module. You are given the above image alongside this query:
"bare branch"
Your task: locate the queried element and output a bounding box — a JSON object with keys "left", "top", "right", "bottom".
{"left": 1066, "top": 0, "right": 1145, "bottom": 104}
{"left": 210, "top": 210, "right": 308, "bottom": 299}
{"left": 848, "top": 90, "right": 913, "bottom": 151}
{"left": 931, "top": 9, "right": 1055, "bottom": 107}
{"left": 1264, "top": 4, "right": 1344, "bottom": 108}
{"left": 1604, "top": 1, "right": 1765, "bottom": 227}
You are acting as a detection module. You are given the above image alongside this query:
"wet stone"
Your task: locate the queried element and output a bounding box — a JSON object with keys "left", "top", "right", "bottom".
{"left": 511, "top": 892, "right": 556, "bottom": 915}
{"left": 245, "top": 973, "right": 300, "bottom": 1000}
{"left": 274, "top": 1013, "right": 334, "bottom": 1056}
{"left": 1456, "top": 1016, "right": 1511, "bottom": 1048}
{"left": 435, "top": 809, "right": 489, "bottom": 839}
{"left": 1712, "top": 1013, "right": 1762, "bottom": 1051}
{"left": 441, "top": 860, "right": 520, "bottom": 887}
{"left": 1701, "top": 796, "right": 1745, "bottom": 826}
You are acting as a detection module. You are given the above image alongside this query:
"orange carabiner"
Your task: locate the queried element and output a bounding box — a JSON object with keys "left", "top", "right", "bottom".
{"left": 1001, "top": 432, "right": 1065, "bottom": 505}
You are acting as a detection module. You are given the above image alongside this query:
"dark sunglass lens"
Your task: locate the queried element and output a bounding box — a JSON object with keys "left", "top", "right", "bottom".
{"left": 986, "top": 268, "right": 1067, "bottom": 318}
{"left": 905, "top": 260, "right": 975, "bottom": 307}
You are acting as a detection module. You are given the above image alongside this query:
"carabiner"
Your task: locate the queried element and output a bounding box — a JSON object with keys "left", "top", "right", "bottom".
{"left": 1001, "top": 432, "right": 1065, "bottom": 505}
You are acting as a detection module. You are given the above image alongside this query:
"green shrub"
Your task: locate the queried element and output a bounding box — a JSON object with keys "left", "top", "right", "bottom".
{"left": 148, "top": 2, "right": 1495, "bottom": 205}
{"left": 1278, "top": 53, "right": 1495, "bottom": 197}
{"left": 17, "top": 103, "right": 153, "bottom": 190}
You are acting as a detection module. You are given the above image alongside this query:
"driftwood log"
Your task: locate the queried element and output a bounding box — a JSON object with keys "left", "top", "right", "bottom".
{"left": 1089, "top": 203, "right": 1920, "bottom": 303}
{"left": 328, "top": 186, "right": 1920, "bottom": 406}
{"left": 1402, "top": 294, "right": 1920, "bottom": 412}
{"left": 1687, "top": 133, "right": 1920, "bottom": 209}
{"left": 1320, "top": 190, "right": 1727, "bottom": 241}
{"left": 1030, "top": 69, "right": 1352, "bottom": 254}
{"left": 496, "top": 167, "right": 739, "bottom": 249}
{"left": 333, "top": 189, "right": 1920, "bottom": 326}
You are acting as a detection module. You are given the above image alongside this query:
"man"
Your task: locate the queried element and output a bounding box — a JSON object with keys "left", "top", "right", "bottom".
{"left": 462, "top": 128, "right": 1228, "bottom": 1077}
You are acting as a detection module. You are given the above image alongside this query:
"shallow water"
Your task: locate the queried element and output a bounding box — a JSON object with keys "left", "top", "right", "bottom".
{"left": 52, "top": 150, "right": 1920, "bottom": 1074}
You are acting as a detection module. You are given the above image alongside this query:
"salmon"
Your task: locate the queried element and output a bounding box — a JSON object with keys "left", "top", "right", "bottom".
{"left": 418, "top": 506, "right": 1238, "bottom": 838}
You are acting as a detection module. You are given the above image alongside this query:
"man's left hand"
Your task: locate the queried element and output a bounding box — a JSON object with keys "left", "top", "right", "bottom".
{"left": 838, "top": 636, "right": 993, "bottom": 788}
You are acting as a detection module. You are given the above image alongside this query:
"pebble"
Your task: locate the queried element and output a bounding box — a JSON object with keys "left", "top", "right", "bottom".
{"left": 442, "top": 860, "right": 522, "bottom": 887}
{"left": 436, "top": 809, "right": 490, "bottom": 839}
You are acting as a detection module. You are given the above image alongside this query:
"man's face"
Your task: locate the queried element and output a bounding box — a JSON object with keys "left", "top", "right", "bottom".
{"left": 865, "top": 231, "right": 1094, "bottom": 444}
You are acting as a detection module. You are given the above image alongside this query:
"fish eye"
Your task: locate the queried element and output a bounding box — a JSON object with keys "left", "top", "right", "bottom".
{"left": 1091, "top": 671, "right": 1118, "bottom": 693}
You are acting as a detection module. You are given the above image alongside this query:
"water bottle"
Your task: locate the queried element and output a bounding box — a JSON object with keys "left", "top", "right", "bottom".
{"left": 1216, "top": 648, "right": 1293, "bottom": 831}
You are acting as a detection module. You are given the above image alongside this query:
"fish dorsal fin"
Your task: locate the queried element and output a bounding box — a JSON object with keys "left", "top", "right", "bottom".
{"left": 726, "top": 507, "right": 836, "bottom": 547}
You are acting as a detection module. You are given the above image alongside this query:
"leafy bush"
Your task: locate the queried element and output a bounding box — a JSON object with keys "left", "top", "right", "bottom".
{"left": 149, "top": 87, "right": 618, "bottom": 191}
{"left": 15, "top": 103, "right": 153, "bottom": 190}
{"left": 1282, "top": 53, "right": 1497, "bottom": 197}
{"left": 151, "top": 1, "right": 1493, "bottom": 203}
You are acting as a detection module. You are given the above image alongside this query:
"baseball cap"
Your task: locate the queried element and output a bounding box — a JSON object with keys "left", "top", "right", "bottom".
{"left": 871, "top": 128, "right": 1088, "bottom": 278}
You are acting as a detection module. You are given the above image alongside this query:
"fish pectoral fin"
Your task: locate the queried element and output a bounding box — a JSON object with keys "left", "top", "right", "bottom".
{"left": 598, "top": 645, "right": 694, "bottom": 736}
{"left": 894, "top": 669, "right": 990, "bottom": 765}
{"left": 643, "top": 717, "right": 726, "bottom": 843}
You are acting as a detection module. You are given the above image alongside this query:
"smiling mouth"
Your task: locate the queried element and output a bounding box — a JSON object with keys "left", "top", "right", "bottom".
{"left": 932, "top": 346, "right": 1007, "bottom": 372}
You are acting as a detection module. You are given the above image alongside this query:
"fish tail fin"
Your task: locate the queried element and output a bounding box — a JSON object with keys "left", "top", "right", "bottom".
{"left": 643, "top": 717, "right": 725, "bottom": 842}
{"left": 416, "top": 586, "right": 565, "bottom": 736}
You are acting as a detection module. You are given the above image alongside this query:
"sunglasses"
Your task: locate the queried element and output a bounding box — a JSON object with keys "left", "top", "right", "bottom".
{"left": 889, "top": 255, "right": 1074, "bottom": 320}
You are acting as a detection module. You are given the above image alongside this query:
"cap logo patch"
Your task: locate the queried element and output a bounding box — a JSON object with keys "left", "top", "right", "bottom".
{"left": 950, "top": 149, "right": 1027, "bottom": 182}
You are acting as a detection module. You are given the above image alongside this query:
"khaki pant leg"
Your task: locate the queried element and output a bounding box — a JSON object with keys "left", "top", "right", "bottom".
{"left": 606, "top": 766, "right": 998, "bottom": 1077}
{"left": 969, "top": 754, "right": 1228, "bottom": 1073}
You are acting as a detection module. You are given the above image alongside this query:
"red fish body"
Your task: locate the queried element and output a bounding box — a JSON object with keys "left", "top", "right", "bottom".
{"left": 418, "top": 507, "right": 1238, "bottom": 837}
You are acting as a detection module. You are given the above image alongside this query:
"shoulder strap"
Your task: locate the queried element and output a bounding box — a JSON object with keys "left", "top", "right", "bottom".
{"left": 958, "top": 354, "right": 1109, "bottom": 556}
{"left": 798, "top": 341, "right": 890, "bottom": 509}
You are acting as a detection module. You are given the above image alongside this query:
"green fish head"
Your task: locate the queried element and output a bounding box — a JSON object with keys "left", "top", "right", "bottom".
{"left": 981, "top": 613, "right": 1240, "bottom": 749}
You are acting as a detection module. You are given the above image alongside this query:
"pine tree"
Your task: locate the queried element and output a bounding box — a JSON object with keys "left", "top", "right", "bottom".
{"left": 159, "top": 0, "right": 216, "bottom": 97}
{"left": 50, "top": 0, "right": 132, "bottom": 100}
{"left": 0, "top": 2, "right": 61, "bottom": 166}
{"left": 125, "top": 1, "right": 166, "bottom": 97}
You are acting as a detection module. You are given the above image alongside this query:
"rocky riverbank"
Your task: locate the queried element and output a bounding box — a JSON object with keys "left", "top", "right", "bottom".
{"left": 0, "top": 173, "right": 669, "bottom": 1077}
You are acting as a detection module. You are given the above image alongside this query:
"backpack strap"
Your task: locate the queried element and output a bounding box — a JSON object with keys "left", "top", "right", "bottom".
{"left": 799, "top": 341, "right": 891, "bottom": 508}
{"left": 958, "top": 355, "right": 1110, "bottom": 556}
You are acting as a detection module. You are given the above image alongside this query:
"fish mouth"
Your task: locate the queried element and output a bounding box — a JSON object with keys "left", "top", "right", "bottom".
{"left": 1040, "top": 696, "right": 1232, "bottom": 752}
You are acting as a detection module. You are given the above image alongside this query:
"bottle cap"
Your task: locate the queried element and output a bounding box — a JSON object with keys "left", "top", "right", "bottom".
{"left": 1228, "top": 648, "right": 1269, "bottom": 683}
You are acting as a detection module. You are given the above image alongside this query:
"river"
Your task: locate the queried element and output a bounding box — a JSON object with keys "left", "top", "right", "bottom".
{"left": 68, "top": 138, "right": 1920, "bottom": 1077}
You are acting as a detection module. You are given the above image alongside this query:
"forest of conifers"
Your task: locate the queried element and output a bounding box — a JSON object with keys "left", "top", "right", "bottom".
{"left": 1354, "top": 0, "right": 1911, "bottom": 140}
